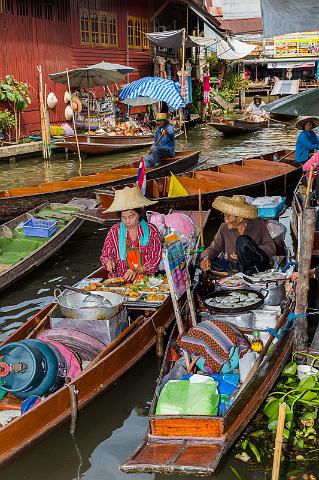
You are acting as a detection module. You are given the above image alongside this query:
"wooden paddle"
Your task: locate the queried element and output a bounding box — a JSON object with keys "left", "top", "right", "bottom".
{"left": 26, "top": 304, "right": 58, "bottom": 339}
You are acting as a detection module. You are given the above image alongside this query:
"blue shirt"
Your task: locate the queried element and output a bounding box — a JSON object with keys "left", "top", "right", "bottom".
{"left": 295, "top": 130, "right": 319, "bottom": 163}
{"left": 154, "top": 123, "right": 175, "bottom": 156}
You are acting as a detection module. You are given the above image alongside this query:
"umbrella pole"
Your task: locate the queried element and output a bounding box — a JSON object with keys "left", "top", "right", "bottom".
{"left": 181, "top": 28, "right": 187, "bottom": 140}
{"left": 66, "top": 68, "right": 82, "bottom": 171}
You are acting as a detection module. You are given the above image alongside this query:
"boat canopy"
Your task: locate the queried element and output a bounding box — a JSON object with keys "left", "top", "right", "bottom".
{"left": 264, "top": 88, "right": 319, "bottom": 117}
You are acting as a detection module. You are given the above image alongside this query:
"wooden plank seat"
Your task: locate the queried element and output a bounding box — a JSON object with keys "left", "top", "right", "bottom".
{"left": 194, "top": 170, "right": 251, "bottom": 187}
{"left": 243, "top": 159, "right": 295, "bottom": 172}
{"left": 7, "top": 186, "right": 42, "bottom": 197}
{"left": 175, "top": 176, "right": 226, "bottom": 195}
{"left": 219, "top": 165, "right": 274, "bottom": 181}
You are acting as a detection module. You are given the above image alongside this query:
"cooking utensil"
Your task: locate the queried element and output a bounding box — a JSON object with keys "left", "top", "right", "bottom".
{"left": 204, "top": 288, "right": 265, "bottom": 315}
{"left": 54, "top": 289, "right": 125, "bottom": 320}
{"left": 63, "top": 285, "right": 113, "bottom": 307}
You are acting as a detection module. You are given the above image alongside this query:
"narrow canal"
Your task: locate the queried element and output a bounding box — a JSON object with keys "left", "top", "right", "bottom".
{"left": 0, "top": 122, "right": 298, "bottom": 479}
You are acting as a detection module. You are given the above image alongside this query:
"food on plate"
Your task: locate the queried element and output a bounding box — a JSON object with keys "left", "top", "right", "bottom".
{"left": 103, "top": 288, "right": 125, "bottom": 295}
{"left": 140, "top": 287, "right": 158, "bottom": 293}
{"left": 126, "top": 291, "right": 141, "bottom": 300}
{"left": 104, "top": 277, "right": 125, "bottom": 286}
{"left": 158, "top": 285, "right": 170, "bottom": 293}
{"left": 83, "top": 282, "right": 103, "bottom": 291}
{"left": 206, "top": 291, "right": 260, "bottom": 309}
{"left": 146, "top": 294, "right": 166, "bottom": 302}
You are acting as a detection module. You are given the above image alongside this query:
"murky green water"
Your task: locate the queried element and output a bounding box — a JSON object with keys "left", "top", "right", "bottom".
{"left": 0, "top": 122, "right": 298, "bottom": 479}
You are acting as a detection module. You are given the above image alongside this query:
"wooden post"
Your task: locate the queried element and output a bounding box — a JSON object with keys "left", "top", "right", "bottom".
{"left": 294, "top": 207, "right": 316, "bottom": 350}
{"left": 199, "top": 189, "right": 204, "bottom": 247}
{"left": 65, "top": 69, "right": 82, "bottom": 169}
{"left": 271, "top": 402, "right": 286, "bottom": 480}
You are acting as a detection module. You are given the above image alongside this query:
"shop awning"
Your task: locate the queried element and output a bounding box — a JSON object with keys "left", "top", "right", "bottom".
{"left": 264, "top": 88, "right": 319, "bottom": 116}
{"left": 146, "top": 30, "right": 257, "bottom": 60}
{"left": 261, "top": 0, "right": 319, "bottom": 37}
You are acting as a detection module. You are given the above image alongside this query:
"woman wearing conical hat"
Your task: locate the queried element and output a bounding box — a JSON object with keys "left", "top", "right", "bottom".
{"left": 200, "top": 195, "right": 276, "bottom": 275}
{"left": 295, "top": 117, "right": 319, "bottom": 164}
{"left": 100, "top": 186, "right": 162, "bottom": 282}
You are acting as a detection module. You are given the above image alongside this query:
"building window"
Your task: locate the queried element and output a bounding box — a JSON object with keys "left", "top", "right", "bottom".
{"left": 80, "top": 9, "right": 90, "bottom": 45}
{"left": 80, "top": 9, "right": 118, "bottom": 48}
{"left": 127, "top": 16, "right": 149, "bottom": 49}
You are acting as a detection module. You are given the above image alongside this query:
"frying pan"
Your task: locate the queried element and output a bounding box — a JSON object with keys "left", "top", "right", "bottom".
{"left": 204, "top": 288, "right": 265, "bottom": 315}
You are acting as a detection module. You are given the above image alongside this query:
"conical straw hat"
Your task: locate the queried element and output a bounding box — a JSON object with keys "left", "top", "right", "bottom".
{"left": 296, "top": 116, "right": 319, "bottom": 130}
{"left": 103, "top": 186, "right": 158, "bottom": 213}
{"left": 212, "top": 195, "right": 258, "bottom": 219}
{"left": 71, "top": 95, "right": 82, "bottom": 113}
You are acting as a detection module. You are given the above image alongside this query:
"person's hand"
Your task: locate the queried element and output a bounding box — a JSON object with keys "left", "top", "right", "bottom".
{"left": 200, "top": 258, "right": 211, "bottom": 271}
{"left": 105, "top": 259, "right": 115, "bottom": 272}
{"left": 290, "top": 272, "right": 299, "bottom": 282}
{"left": 123, "top": 269, "right": 137, "bottom": 282}
{"left": 230, "top": 252, "right": 238, "bottom": 261}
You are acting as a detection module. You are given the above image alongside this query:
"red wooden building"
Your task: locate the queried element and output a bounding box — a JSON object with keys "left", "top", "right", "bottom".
{"left": 0, "top": 0, "right": 220, "bottom": 134}
{"left": 0, "top": 0, "right": 152, "bottom": 133}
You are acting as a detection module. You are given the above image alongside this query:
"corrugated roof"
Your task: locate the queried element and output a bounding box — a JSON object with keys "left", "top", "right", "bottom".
{"left": 220, "top": 17, "right": 263, "bottom": 34}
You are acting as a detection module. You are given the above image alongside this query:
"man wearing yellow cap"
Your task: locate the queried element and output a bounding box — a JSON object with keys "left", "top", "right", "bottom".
{"left": 144, "top": 112, "right": 175, "bottom": 167}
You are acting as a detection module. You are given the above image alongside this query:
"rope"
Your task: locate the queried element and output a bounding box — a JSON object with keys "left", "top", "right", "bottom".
{"left": 258, "top": 313, "right": 305, "bottom": 339}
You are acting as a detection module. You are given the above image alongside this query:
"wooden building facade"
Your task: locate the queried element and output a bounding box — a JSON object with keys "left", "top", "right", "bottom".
{"left": 0, "top": 0, "right": 152, "bottom": 133}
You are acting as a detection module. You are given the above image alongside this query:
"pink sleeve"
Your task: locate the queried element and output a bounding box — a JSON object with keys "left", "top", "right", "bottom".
{"left": 100, "top": 225, "right": 118, "bottom": 267}
{"left": 142, "top": 224, "right": 162, "bottom": 275}
{"left": 303, "top": 152, "right": 319, "bottom": 172}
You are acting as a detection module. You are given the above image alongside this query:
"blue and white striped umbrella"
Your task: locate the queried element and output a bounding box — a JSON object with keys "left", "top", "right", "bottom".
{"left": 119, "top": 76, "right": 185, "bottom": 110}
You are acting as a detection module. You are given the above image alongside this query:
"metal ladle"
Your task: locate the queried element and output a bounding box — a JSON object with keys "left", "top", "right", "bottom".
{"left": 63, "top": 285, "right": 113, "bottom": 307}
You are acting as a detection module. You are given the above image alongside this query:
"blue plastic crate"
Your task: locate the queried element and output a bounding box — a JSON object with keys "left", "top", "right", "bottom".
{"left": 22, "top": 218, "right": 57, "bottom": 238}
{"left": 257, "top": 197, "right": 286, "bottom": 219}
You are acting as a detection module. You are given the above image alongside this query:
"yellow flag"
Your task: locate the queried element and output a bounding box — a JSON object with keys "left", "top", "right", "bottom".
{"left": 168, "top": 174, "right": 189, "bottom": 197}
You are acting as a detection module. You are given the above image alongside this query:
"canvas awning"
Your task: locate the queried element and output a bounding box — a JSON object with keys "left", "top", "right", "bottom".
{"left": 270, "top": 80, "right": 300, "bottom": 96}
{"left": 147, "top": 30, "right": 257, "bottom": 60}
{"left": 261, "top": 0, "right": 319, "bottom": 37}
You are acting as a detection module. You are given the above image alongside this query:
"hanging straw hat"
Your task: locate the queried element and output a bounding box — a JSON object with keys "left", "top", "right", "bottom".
{"left": 47, "top": 92, "right": 58, "bottom": 109}
{"left": 296, "top": 116, "right": 319, "bottom": 130}
{"left": 156, "top": 112, "right": 168, "bottom": 122}
{"left": 64, "top": 91, "right": 72, "bottom": 103}
{"left": 103, "top": 186, "right": 157, "bottom": 213}
{"left": 212, "top": 195, "right": 258, "bottom": 219}
{"left": 71, "top": 95, "right": 82, "bottom": 113}
{"left": 64, "top": 105, "right": 73, "bottom": 121}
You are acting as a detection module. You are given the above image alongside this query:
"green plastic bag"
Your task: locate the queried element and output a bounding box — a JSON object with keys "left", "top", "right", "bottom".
{"left": 155, "top": 379, "right": 219, "bottom": 416}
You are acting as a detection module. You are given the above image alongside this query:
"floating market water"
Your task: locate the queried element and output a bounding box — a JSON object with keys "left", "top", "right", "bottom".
{"left": 0, "top": 123, "right": 299, "bottom": 479}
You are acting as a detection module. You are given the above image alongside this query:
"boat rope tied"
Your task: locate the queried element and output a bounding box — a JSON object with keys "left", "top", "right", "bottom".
{"left": 68, "top": 383, "right": 79, "bottom": 435}
{"left": 259, "top": 313, "right": 306, "bottom": 339}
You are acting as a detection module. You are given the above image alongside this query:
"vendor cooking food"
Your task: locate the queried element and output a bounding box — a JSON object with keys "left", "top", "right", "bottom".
{"left": 100, "top": 186, "right": 162, "bottom": 282}
{"left": 200, "top": 195, "right": 276, "bottom": 275}
{"left": 143, "top": 112, "right": 175, "bottom": 168}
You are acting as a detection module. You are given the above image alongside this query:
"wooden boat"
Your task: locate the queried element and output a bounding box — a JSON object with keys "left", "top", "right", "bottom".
{"left": 0, "top": 209, "right": 209, "bottom": 467}
{"left": 0, "top": 198, "right": 96, "bottom": 293}
{"left": 0, "top": 150, "right": 200, "bottom": 222}
{"left": 208, "top": 118, "right": 268, "bottom": 135}
{"left": 291, "top": 175, "right": 319, "bottom": 256}
{"left": 78, "top": 149, "right": 300, "bottom": 225}
{"left": 121, "top": 304, "right": 294, "bottom": 475}
{"left": 55, "top": 131, "right": 183, "bottom": 155}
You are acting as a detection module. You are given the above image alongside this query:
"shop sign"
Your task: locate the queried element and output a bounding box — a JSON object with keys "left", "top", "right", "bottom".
{"left": 268, "top": 61, "right": 316, "bottom": 69}
{"left": 274, "top": 31, "right": 319, "bottom": 58}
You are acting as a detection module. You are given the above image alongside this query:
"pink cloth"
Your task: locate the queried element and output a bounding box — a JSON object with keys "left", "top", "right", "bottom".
{"left": 165, "top": 213, "right": 195, "bottom": 236}
{"left": 37, "top": 336, "right": 81, "bottom": 380}
{"left": 303, "top": 152, "right": 319, "bottom": 173}
{"left": 100, "top": 222, "right": 162, "bottom": 278}
{"left": 203, "top": 73, "right": 210, "bottom": 105}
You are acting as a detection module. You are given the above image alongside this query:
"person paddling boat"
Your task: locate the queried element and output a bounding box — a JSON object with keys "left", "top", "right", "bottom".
{"left": 100, "top": 186, "right": 162, "bottom": 282}
{"left": 295, "top": 116, "right": 319, "bottom": 164}
{"left": 144, "top": 113, "right": 176, "bottom": 168}
{"left": 200, "top": 195, "right": 276, "bottom": 275}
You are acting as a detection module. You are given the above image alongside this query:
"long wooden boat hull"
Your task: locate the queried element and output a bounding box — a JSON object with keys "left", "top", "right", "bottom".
{"left": 121, "top": 321, "right": 293, "bottom": 475}
{"left": 80, "top": 150, "right": 301, "bottom": 224}
{"left": 209, "top": 119, "right": 268, "bottom": 135}
{"left": 0, "top": 209, "right": 209, "bottom": 467}
{"left": 55, "top": 131, "right": 183, "bottom": 155}
{"left": 0, "top": 151, "right": 200, "bottom": 222}
{"left": 0, "top": 199, "right": 96, "bottom": 292}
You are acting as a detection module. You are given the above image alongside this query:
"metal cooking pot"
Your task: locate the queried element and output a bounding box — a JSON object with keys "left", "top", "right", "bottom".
{"left": 261, "top": 281, "right": 286, "bottom": 306}
{"left": 204, "top": 288, "right": 265, "bottom": 315}
{"left": 54, "top": 289, "right": 125, "bottom": 320}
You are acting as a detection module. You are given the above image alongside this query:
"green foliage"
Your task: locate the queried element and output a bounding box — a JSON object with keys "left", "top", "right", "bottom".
{"left": 0, "top": 109, "right": 15, "bottom": 137}
{"left": 0, "top": 75, "right": 31, "bottom": 110}
{"left": 206, "top": 53, "right": 219, "bottom": 71}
